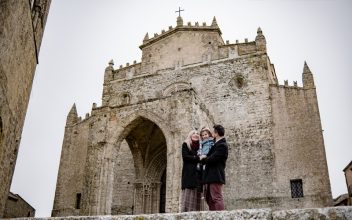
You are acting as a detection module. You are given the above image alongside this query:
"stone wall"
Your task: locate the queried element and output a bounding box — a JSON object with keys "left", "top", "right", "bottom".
{"left": 3, "top": 192, "right": 35, "bottom": 218}
{"left": 344, "top": 162, "right": 352, "bottom": 197}
{"left": 0, "top": 0, "right": 51, "bottom": 217}
{"left": 270, "top": 84, "right": 332, "bottom": 209}
{"left": 52, "top": 106, "right": 89, "bottom": 217}
{"left": 139, "top": 17, "right": 223, "bottom": 72}
{"left": 10, "top": 207, "right": 352, "bottom": 220}
{"left": 111, "top": 141, "right": 135, "bottom": 215}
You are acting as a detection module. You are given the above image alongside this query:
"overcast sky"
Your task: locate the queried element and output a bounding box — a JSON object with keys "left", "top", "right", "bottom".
{"left": 10, "top": 0, "right": 352, "bottom": 217}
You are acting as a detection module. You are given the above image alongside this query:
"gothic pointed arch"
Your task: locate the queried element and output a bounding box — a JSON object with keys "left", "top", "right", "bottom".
{"left": 162, "top": 81, "right": 191, "bottom": 97}
{"left": 114, "top": 110, "right": 172, "bottom": 149}
{"left": 112, "top": 110, "right": 169, "bottom": 214}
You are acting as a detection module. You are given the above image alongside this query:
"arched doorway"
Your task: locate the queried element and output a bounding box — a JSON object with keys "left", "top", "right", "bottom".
{"left": 112, "top": 117, "right": 167, "bottom": 214}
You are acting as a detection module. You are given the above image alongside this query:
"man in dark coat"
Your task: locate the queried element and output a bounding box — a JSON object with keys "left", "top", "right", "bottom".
{"left": 199, "top": 124, "right": 228, "bottom": 211}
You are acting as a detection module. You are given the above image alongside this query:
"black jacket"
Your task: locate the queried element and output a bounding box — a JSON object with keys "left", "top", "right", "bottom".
{"left": 181, "top": 142, "right": 201, "bottom": 189}
{"left": 203, "top": 138, "right": 228, "bottom": 184}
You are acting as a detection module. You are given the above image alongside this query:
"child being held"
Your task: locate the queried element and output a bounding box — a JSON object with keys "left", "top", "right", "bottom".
{"left": 197, "top": 127, "right": 214, "bottom": 170}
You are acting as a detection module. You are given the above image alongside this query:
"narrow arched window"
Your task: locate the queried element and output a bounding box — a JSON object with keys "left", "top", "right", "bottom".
{"left": 0, "top": 116, "right": 3, "bottom": 134}
{"left": 76, "top": 193, "right": 82, "bottom": 209}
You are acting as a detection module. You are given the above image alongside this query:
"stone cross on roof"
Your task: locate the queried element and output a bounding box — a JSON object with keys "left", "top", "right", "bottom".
{"left": 175, "top": 7, "right": 184, "bottom": 17}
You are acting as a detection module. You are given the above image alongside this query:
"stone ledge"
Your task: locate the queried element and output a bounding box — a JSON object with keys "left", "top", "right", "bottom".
{"left": 9, "top": 207, "right": 352, "bottom": 220}
{"left": 273, "top": 207, "right": 352, "bottom": 220}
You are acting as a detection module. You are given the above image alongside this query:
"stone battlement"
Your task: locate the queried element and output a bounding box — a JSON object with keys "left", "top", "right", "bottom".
{"left": 9, "top": 207, "right": 352, "bottom": 220}
{"left": 109, "top": 43, "right": 263, "bottom": 83}
{"left": 105, "top": 17, "right": 268, "bottom": 82}
{"left": 113, "top": 38, "right": 260, "bottom": 79}
{"left": 140, "top": 17, "right": 222, "bottom": 49}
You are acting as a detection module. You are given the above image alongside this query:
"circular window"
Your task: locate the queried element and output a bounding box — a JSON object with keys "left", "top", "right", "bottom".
{"left": 229, "top": 74, "right": 247, "bottom": 90}
{"left": 121, "top": 93, "right": 131, "bottom": 105}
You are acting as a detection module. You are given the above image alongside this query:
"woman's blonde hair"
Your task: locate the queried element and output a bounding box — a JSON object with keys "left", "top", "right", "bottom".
{"left": 184, "top": 130, "right": 198, "bottom": 150}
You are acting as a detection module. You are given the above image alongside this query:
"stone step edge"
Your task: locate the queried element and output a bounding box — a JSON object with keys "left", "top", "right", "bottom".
{"left": 9, "top": 206, "right": 352, "bottom": 220}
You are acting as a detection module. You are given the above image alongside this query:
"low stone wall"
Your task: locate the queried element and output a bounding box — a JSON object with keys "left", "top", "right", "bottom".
{"left": 9, "top": 207, "right": 352, "bottom": 220}
{"left": 273, "top": 207, "right": 352, "bottom": 220}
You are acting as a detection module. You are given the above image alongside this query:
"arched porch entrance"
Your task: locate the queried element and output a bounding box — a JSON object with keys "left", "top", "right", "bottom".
{"left": 112, "top": 117, "right": 167, "bottom": 214}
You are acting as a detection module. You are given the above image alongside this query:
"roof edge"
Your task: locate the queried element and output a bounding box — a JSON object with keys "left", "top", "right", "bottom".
{"left": 343, "top": 160, "right": 352, "bottom": 172}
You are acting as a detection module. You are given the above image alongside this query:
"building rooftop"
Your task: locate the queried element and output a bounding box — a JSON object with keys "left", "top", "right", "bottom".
{"left": 343, "top": 160, "right": 352, "bottom": 172}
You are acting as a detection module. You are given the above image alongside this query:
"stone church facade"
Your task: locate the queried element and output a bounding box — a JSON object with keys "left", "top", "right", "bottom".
{"left": 52, "top": 16, "right": 332, "bottom": 216}
{"left": 0, "top": 0, "right": 51, "bottom": 217}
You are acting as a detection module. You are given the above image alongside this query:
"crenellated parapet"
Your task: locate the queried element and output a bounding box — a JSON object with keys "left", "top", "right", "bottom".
{"left": 114, "top": 61, "right": 143, "bottom": 80}
{"left": 103, "top": 60, "right": 144, "bottom": 83}
{"left": 224, "top": 27, "right": 267, "bottom": 55}
{"left": 274, "top": 61, "right": 315, "bottom": 90}
{"left": 103, "top": 21, "right": 268, "bottom": 84}
{"left": 139, "top": 16, "right": 222, "bottom": 50}
{"left": 64, "top": 101, "right": 108, "bottom": 129}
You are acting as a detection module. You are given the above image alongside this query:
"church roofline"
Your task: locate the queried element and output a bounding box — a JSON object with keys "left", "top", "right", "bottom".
{"left": 8, "top": 192, "right": 35, "bottom": 211}
{"left": 139, "top": 21, "right": 222, "bottom": 49}
{"left": 343, "top": 160, "right": 352, "bottom": 172}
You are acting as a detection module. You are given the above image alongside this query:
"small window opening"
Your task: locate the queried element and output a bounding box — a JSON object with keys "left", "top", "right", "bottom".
{"left": 122, "top": 93, "right": 131, "bottom": 104}
{"left": 290, "top": 179, "right": 304, "bottom": 198}
{"left": 0, "top": 116, "right": 3, "bottom": 145}
{"left": 76, "top": 193, "right": 82, "bottom": 209}
{"left": 0, "top": 116, "right": 3, "bottom": 134}
{"left": 208, "top": 42, "right": 211, "bottom": 44}
{"left": 236, "top": 76, "right": 244, "bottom": 88}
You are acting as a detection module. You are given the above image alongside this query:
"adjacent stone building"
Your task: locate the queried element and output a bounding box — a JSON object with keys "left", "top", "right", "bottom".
{"left": 3, "top": 192, "right": 35, "bottom": 218}
{"left": 52, "top": 16, "right": 332, "bottom": 216}
{"left": 343, "top": 161, "right": 352, "bottom": 205}
{"left": 0, "top": 0, "right": 51, "bottom": 217}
